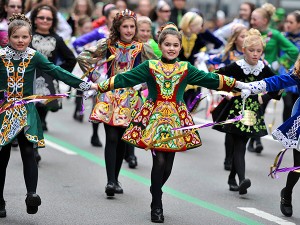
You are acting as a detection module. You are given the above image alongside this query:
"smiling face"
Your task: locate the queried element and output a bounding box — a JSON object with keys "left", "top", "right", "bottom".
{"left": 119, "top": 18, "right": 136, "bottom": 43}
{"left": 9, "top": 26, "right": 32, "bottom": 51}
{"left": 34, "top": 9, "right": 54, "bottom": 34}
{"left": 159, "top": 34, "right": 181, "bottom": 61}
{"left": 137, "top": 22, "right": 151, "bottom": 42}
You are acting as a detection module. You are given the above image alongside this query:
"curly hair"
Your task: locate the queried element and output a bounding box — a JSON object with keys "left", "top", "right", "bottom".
{"left": 30, "top": 4, "right": 57, "bottom": 33}
{"left": 109, "top": 15, "right": 138, "bottom": 45}
{"left": 7, "top": 13, "right": 32, "bottom": 37}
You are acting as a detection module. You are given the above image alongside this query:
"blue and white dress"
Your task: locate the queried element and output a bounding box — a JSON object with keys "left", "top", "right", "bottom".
{"left": 263, "top": 71, "right": 300, "bottom": 149}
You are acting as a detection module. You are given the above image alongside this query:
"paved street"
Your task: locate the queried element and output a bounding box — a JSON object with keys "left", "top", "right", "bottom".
{"left": 1, "top": 90, "right": 300, "bottom": 225}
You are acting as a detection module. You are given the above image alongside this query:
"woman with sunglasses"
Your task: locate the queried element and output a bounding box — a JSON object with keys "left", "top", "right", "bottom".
{"left": 0, "top": 0, "right": 24, "bottom": 48}
{"left": 29, "top": 4, "right": 77, "bottom": 163}
{"left": 150, "top": 0, "right": 171, "bottom": 42}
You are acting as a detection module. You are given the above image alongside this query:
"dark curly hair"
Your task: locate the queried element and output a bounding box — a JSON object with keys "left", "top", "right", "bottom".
{"left": 109, "top": 15, "right": 138, "bottom": 45}
{"left": 30, "top": 4, "right": 57, "bottom": 34}
{"left": 0, "top": 0, "right": 25, "bottom": 21}
{"left": 8, "top": 13, "right": 32, "bottom": 37}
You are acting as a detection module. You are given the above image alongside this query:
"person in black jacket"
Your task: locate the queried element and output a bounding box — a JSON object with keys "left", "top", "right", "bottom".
{"left": 169, "top": 0, "right": 187, "bottom": 27}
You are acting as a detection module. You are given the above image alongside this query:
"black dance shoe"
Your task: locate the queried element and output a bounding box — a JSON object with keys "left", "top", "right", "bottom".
{"left": 115, "top": 182, "right": 123, "bottom": 194}
{"left": 228, "top": 178, "right": 239, "bottom": 192}
{"left": 280, "top": 188, "right": 293, "bottom": 217}
{"left": 224, "top": 159, "right": 232, "bottom": 171}
{"left": 126, "top": 155, "right": 138, "bottom": 169}
{"left": 91, "top": 135, "right": 103, "bottom": 147}
{"left": 151, "top": 208, "right": 164, "bottom": 223}
{"left": 0, "top": 199, "right": 6, "bottom": 218}
{"left": 25, "top": 193, "right": 41, "bottom": 214}
{"left": 247, "top": 139, "right": 255, "bottom": 152}
{"left": 105, "top": 182, "right": 116, "bottom": 197}
{"left": 73, "top": 110, "right": 83, "bottom": 122}
{"left": 255, "top": 142, "right": 263, "bottom": 153}
{"left": 239, "top": 179, "right": 251, "bottom": 195}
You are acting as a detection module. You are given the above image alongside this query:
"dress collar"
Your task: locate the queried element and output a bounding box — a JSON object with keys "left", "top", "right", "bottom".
{"left": 2, "top": 46, "right": 35, "bottom": 60}
{"left": 236, "top": 59, "right": 264, "bottom": 76}
{"left": 160, "top": 57, "right": 177, "bottom": 64}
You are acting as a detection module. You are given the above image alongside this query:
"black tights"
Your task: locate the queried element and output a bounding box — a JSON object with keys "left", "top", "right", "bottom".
{"left": 228, "top": 134, "right": 249, "bottom": 184}
{"left": 151, "top": 151, "right": 175, "bottom": 209}
{"left": 0, "top": 130, "right": 38, "bottom": 200}
{"left": 285, "top": 149, "right": 300, "bottom": 194}
{"left": 92, "top": 123, "right": 99, "bottom": 137}
{"left": 103, "top": 124, "right": 127, "bottom": 184}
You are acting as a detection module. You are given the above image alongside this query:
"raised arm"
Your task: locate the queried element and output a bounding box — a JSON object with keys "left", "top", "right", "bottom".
{"left": 77, "top": 38, "right": 108, "bottom": 73}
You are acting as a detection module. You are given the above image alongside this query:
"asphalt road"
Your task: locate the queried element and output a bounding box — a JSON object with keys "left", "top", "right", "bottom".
{"left": 1, "top": 90, "right": 300, "bottom": 225}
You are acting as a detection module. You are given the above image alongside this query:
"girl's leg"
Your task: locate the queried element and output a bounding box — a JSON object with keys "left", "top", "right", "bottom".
{"left": 0, "top": 144, "right": 10, "bottom": 217}
{"left": 115, "top": 128, "right": 126, "bottom": 183}
{"left": 36, "top": 104, "right": 48, "bottom": 131}
{"left": 224, "top": 133, "right": 234, "bottom": 170}
{"left": 91, "top": 123, "right": 102, "bottom": 147}
{"left": 0, "top": 145, "right": 12, "bottom": 200}
{"left": 103, "top": 124, "right": 119, "bottom": 184}
{"left": 151, "top": 151, "right": 175, "bottom": 209}
{"left": 231, "top": 134, "right": 250, "bottom": 194}
{"left": 280, "top": 149, "right": 300, "bottom": 216}
{"left": 17, "top": 131, "right": 41, "bottom": 214}
{"left": 18, "top": 131, "right": 38, "bottom": 194}
{"left": 124, "top": 144, "right": 137, "bottom": 169}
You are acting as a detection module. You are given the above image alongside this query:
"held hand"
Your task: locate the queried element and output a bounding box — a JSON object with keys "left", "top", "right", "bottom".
{"left": 241, "top": 89, "right": 251, "bottom": 99}
{"left": 90, "top": 83, "right": 98, "bottom": 90}
{"left": 83, "top": 89, "right": 97, "bottom": 100}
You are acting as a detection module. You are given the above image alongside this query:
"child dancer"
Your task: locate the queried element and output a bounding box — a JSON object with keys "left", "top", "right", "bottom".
{"left": 241, "top": 54, "right": 300, "bottom": 217}
{"left": 212, "top": 28, "right": 281, "bottom": 195}
{"left": 78, "top": 9, "right": 157, "bottom": 195}
{"left": 94, "top": 22, "right": 241, "bottom": 223}
{"left": 0, "top": 14, "right": 97, "bottom": 218}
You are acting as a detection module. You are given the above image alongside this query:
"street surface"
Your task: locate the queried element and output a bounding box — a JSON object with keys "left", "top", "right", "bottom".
{"left": 1, "top": 87, "right": 299, "bottom": 225}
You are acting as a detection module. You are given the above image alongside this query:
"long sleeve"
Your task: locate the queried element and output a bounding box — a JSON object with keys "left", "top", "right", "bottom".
{"left": 98, "top": 61, "right": 150, "bottom": 92}
{"left": 200, "top": 29, "right": 224, "bottom": 49}
{"left": 187, "top": 62, "right": 236, "bottom": 92}
{"left": 77, "top": 38, "right": 108, "bottom": 73}
{"left": 35, "top": 51, "right": 91, "bottom": 90}
{"left": 56, "top": 35, "right": 76, "bottom": 72}
{"left": 72, "top": 28, "right": 106, "bottom": 54}
{"left": 265, "top": 74, "right": 299, "bottom": 92}
{"left": 276, "top": 32, "right": 299, "bottom": 70}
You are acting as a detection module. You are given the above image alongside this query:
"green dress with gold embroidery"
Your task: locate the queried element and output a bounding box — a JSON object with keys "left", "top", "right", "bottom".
{"left": 98, "top": 57, "right": 236, "bottom": 152}
{"left": 0, "top": 46, "right": 91, "bottom": 148}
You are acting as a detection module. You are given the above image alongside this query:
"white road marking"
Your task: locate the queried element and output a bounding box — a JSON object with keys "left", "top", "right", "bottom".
{"left": 238, "top": 207, "right": 295, "bottom": 225}
{"left": 45, "top": 139, "right": 77, "bottom": 155}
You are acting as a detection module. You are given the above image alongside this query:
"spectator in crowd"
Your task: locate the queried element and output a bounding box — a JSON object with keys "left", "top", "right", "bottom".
{"left": 150, "top": 0, "right": 171, "bottom": 42}
{"left": 170, "top": 0, "right": 187, "bottom": 27}
{"left": 213, "top": 2, "right": 255, "bottom": 43}
{"left": 67, "top": 0, "right": 94, "bottom": 36}
{"left": 0, "top": 0, "right": 24, "bottom": 47}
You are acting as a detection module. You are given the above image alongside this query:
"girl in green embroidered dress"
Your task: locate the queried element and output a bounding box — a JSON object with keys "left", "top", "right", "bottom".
{"left": 0, "top": 14, "right": 97, "bottom": 218}
{"left": 95, "top": 22, "right": 242, "bottom": 223}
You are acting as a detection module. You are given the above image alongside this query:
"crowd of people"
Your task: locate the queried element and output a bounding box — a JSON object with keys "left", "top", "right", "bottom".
{"left": 0, "top": 0, "right": 299, "bottom": 223}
